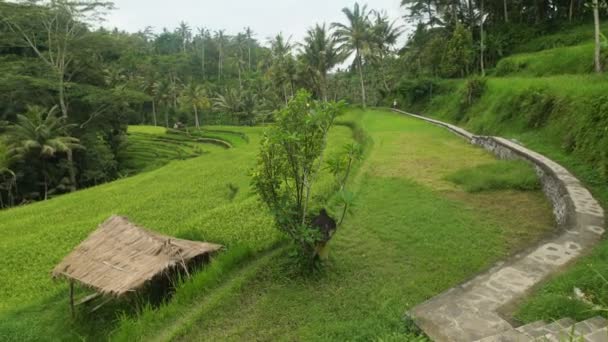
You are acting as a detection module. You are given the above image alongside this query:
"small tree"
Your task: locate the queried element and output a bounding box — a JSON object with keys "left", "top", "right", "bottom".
{"left": 252, "top": 90, "right": 346, "bottom": 263}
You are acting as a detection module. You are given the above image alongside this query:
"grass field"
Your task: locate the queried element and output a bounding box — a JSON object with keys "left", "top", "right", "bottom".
{"left": 445, "top": 160, "right": 541, "bottom": 193}
{"left": 495, "top": 43, "right": 600, "bottom": 76}
{"left": 128, "top": 110, "right": 553, "bottom": 341}
{"left": 0, "top": 110, "right": 556, "bottom": 341}
{"left": 0, "top": 123, "right": 353, "bottom": 341}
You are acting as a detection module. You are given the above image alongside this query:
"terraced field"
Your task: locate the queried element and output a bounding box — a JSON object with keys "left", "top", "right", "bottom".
{"left": 0, "top": 111, "right": 556, "bottom": 341}
{"left": 120, "top": 126, "right": 248, "bottom": 174}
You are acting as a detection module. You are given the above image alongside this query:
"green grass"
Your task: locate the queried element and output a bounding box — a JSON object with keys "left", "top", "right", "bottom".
{"left": 495, "top": 43, "right": 603, "bottom": 76}
{"left": 0, "top": 123, "right": 353, "bottom": 341}
{"left": 513, "top": 23, "right": 607, "bottom": 54}
{"left": 445, "top": 160, "right": 541, "bottom": 192}
{"left": 155, "top": 110, "right": 553, "bottom": 341}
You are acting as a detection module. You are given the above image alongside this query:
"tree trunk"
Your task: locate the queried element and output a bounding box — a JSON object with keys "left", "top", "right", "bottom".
{"left": 468, "top": 0, "right": 474, "bottom": 26}
{"left": 165, "top": 109, "right": 169, "bottom": 128}
{"left": 152, "top": 99, "right": 157, "bottom": 126}
{"left": 194, "top": 105, "right": 200, "bottom": 129}
{"left": 569, "top": 0, "right": 574, "bottom": 22}
{"left": 58, "top": 73, "right": 68, "bottom": 119}
{"left": 480, "top": 0, "right": 486, "bottom": 77}
{"left": 201, "top": 41, "right": 206, "bottom": 79}
{"left": 248, "top": 46, "right": 252, "bottom": 72}
{"left": 283, "top": 83, "right": 289, "bottom": 105}
{"left": 427, "top": 0, "right": 434, "bottom": 27}
{"left": 504, "top": 0, "right": 509, "bottom": 22}
{"left": 238, "top": 61, "right": 242, "bottom": 89}
{"left": 593, "top": 0, "right": 602, "bottom": 73}
{"left": 356, "top": 50, "right": 367, "bottom": 108}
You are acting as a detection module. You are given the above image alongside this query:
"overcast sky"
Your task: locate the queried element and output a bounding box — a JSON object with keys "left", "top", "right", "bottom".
{"left": 103, "top": 0, "right": 408, "bottom": 46}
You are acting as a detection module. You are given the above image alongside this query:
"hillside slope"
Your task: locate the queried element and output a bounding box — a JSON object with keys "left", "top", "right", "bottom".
{"left": 399, "top": 25, "right": 608, "bottom": 324}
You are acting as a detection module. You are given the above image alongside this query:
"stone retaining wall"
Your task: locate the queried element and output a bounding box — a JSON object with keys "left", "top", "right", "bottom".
{"left": 392, "top": 109, "right": 605, "bottom": 341}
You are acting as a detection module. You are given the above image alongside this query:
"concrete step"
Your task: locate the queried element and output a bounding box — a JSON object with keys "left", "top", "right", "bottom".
{"left": 476, "top": 329, "right": 531, "bottom": 342}
{"left": 541, "top": 317, "right": 607, "bottom": 341}
{"left": 585, "top": 326, "right": 608, "bottom": 342}
{"left": 475, "top": 317, "right": 608, "bottom": 342}
{"left": 516, "top": 320, "right": 547, "bottom": 339}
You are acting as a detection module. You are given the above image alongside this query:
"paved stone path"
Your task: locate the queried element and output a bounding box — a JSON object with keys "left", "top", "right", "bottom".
{"left": 392, "top": 109, "right": 605, "bottom": 342}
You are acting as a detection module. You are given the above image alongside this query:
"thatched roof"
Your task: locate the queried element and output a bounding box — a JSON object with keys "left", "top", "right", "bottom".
{"left": 52, "top": 215, "right": 222, "bottom": 297}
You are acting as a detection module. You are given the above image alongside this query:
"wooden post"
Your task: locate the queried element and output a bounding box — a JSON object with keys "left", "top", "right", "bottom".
{"left": 69, "top": 280, "right": 75, "bottom": 318}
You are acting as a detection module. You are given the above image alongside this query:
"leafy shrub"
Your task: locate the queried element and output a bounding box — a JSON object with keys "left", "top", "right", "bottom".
{"left": 464, "top": 77, "right": 487, "bottom": 105}
{"left": 445, "top": 160, "right": 540, "bottom": 193}
{"left": 252, "top": 90, "right": 347, "bottom": 263}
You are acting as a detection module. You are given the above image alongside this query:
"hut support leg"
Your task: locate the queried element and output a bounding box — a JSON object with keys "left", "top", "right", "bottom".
{"left": 69, "top": 281, "right": 75, "bottom": 318}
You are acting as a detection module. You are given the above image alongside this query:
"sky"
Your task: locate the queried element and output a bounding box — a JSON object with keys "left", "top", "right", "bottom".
{"left": 103, "top": 0, "right": 408, "bottom": 46}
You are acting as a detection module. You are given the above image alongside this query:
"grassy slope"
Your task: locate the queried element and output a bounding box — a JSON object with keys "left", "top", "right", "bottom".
{"left": 411, "top": 27, "right": 608, "bottom": 322}
{"left": 0, "top": 124, "right": 352, "bottom": 341}
{"left": 162, "top": 110, "right": 553, "bottom": 341}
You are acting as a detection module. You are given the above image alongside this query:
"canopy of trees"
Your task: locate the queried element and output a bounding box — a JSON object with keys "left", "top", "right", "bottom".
{"left": 0, "top": 0, "right": 603, "bottom": 208}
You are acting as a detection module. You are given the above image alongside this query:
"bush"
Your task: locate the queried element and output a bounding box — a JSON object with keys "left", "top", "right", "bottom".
{"left": 445, "top": 160, "right": 540, "bottom": 193}
{"left": 252, "top": 90, "right": 347, "bottom": 264}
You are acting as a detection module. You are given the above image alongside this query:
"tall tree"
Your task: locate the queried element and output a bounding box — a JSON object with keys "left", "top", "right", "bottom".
{"left": 177, "top": 21, "right": 191, "bottom": 54}
{"left": 300, "top": 24, "right": 343, "bottom": 101}
{"left": 269, "top": 34, "right": 295, "bottom": 104}
{"left": 197, "top": 27, "right": 209, "bottom": 78}
{"left": 216, "top": 30, "right": 226, "bottom": 80}
{"left": 332, "top": 2, "right": 372, "bottom": 107}
{"left": 1, "top": 0, "right": 113, "bottom": 191}
{"left": 370, "top": 12, "right": 403, "bottom": 91}
{"left": 244, "top": 26, "right": 255, "bottom": 72}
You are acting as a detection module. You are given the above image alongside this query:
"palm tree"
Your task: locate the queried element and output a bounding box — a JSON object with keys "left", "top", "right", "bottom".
{"left": 155, "top": 80, "right": 173, "bottom": 128}
{"left": 300, "top": 24, "right": 343, "bottom": 101}
{"left": 6, "top": 106, "right": 81, "bottom": 200}
{"left": 332, "top": 3, "right": 372, "bottom": 107}
{"left": 216, "top": 30, "right": 226, "bottom": 80}
{"left": 370, "top": 12, "right": 403, "bottom": 91}
{"left": 197, "top": 27, "right": 209, "bottom": 78}
{"left": 141, "top": 74, "right": 159, "bottom": 126}
{"left": 180, "top": 83, "right": 210, "bottom": 129}
{"left": 244, "top": 26, "right": 255, "bottom": 71}
{"left": 269, "top": 34, "right": 295, "bottom": 104}
{"left": 177, "top": 21, "right": 191, "bottom": 53}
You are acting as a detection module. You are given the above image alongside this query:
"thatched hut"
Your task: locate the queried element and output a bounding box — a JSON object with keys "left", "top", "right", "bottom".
{"left": 52, "top": 215, "right": 222, "bottom": 314}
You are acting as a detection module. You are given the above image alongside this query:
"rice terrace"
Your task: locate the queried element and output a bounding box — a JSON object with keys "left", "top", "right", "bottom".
{"left": 1, "top": 0, "right": 608, "bottom": 341}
